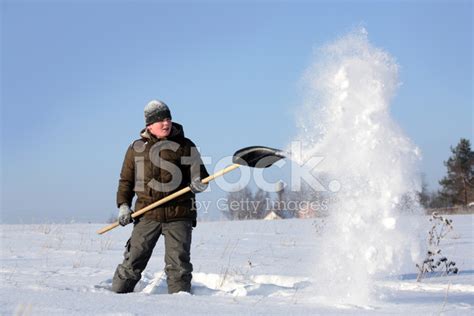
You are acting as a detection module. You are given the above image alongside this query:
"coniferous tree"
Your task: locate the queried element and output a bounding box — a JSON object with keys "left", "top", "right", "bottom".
{"left": 439, "top": 138, "right": 474, "bottom": 206}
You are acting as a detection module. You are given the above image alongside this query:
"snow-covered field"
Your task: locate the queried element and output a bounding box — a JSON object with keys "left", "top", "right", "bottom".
{"left": 1, "top": 215, "right": 473, "bottom": 315}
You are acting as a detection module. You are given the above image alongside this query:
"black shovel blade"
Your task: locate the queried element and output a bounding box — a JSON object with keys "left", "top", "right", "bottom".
{"left": 232, "top": 146, "right": 286, "bottom": 168}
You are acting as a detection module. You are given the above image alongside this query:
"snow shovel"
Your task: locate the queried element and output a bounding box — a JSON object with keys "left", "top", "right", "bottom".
{"left": 97, "top": 146, "right": 286, "bottom": 234}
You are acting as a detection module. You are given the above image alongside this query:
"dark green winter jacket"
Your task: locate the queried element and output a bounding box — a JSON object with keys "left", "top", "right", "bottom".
{"left": 116, "top": 122, "right": 209, "bottom": 224}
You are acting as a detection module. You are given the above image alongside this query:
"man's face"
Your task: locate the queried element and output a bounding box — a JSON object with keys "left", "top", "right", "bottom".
{"left": 147, "top": 118, "right": 172, "bottom": 138}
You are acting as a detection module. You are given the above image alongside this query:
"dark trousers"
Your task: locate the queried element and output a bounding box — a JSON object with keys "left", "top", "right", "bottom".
{"left": 111, "top": 218, "right": 193, "bottom": 294}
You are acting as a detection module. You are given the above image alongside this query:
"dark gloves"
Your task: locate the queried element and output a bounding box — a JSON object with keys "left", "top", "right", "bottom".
{"left": 118, "top": 204, "right": 133, "bottom": 226}
{"left": 189, "top": 177, "right": 208, "bottom": 193}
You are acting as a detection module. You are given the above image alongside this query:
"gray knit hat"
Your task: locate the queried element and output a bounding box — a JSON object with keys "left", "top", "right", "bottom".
{"left": 144, "top": 100, "right": 172, "bottom": 126}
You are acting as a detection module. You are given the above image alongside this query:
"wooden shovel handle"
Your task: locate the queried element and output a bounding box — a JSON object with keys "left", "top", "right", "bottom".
{"left": 97, "top": 163, "right": 240, "bottom": 235}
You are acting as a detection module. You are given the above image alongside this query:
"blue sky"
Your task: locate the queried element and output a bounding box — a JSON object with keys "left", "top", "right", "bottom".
{"left": 1, "top": 1, "right": 472, "bottom": 223}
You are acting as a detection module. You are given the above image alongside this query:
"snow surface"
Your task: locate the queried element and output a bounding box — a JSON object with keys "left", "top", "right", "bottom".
{"left": 1, "top": 215, "right": 472, "bottom": 315}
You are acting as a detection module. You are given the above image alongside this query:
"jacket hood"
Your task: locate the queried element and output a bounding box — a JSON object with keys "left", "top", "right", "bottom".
{"left": 139, "top": 122, "right": 185, "bottom": 141}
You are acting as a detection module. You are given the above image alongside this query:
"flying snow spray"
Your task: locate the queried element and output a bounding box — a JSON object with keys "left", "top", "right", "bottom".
{"left": 290, "top": 28, "right": 423, "bottom": 305}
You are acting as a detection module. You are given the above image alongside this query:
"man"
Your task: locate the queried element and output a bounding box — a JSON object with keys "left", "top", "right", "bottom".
{"left": 111, "top": 100, "right": 209, "bottom": 294}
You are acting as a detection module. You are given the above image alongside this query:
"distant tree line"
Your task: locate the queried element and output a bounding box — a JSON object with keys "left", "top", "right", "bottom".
{"left": 223, "top": 138, "right": 474, "bottom": 220}
{"left": 419, "top": 138, "right": 474, "bottom": 209}
{"left": 222, "top": 182, "right": 331, "bottom": 220}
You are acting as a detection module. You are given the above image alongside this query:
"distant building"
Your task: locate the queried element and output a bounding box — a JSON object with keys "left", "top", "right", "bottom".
{"left": 297, "top": 204, "right": 318, "bottom": 219}
{"left": 264, "top": 211, "right": 282, "bottom": 220}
